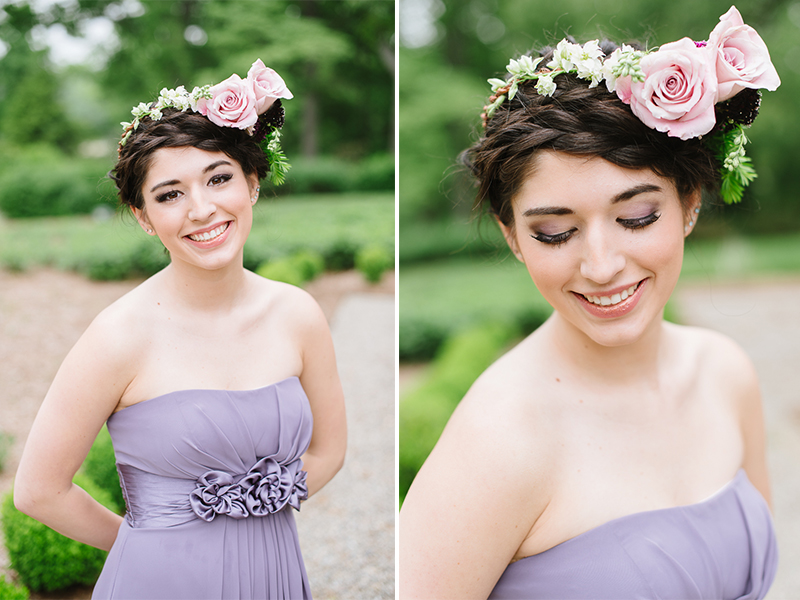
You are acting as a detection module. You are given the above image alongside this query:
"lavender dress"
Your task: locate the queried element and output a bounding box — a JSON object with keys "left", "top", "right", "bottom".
{"left": 489, "top": 469, "right": 777, "bottom": 599}
{"left": 92, "top": 377, "right": 313, "bottom": 599}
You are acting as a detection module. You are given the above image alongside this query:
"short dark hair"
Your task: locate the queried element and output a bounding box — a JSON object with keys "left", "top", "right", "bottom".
{"left": 461, "top": 43, "right": 720, "bottom": 226}
{"left": 111, "top": 109, "right": 268, "bottom": 209}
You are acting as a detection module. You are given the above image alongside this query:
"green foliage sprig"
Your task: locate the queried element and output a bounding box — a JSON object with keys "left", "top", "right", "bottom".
{"left": 261, "top": 130, "right": 292, "bottom": 186}
{"left": 715, "top": 124, "right": 758, "bottom": 205}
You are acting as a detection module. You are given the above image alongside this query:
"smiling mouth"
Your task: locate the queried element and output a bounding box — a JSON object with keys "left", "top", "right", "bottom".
{"left": 186, "top": 222, "right": 229, "bottom": 242}
{"left": 581, "top": 281, "right": 642, "bottom": 307}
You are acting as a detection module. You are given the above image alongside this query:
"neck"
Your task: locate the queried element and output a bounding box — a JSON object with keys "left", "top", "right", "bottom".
{"left": 161, "top": 252, "right": 250, "bottom": 314}
{"left": 543, "top": 311, "right": 667, "bottom": 387}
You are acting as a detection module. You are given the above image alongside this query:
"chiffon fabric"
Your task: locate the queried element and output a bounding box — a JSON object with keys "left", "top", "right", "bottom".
{"left": 92, "top": 376, "right": 313, "bottom": 600}
{"left": 489, "top": 469, "right": 778, "bottom": 600}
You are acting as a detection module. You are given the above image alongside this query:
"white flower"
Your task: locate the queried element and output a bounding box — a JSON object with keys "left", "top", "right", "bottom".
{"left": 548, "top": 39, "right": 582, "bottom": 71}
{"left": 573, "top": 40, "right": 605, "bottom": 85}
{"left": 507, "top": 55, "right": 542, "bottom": 76}
{"left": 488, "top": 78, "right": 507, "bottom": 92}
{"left": 535, "top": 73, "right": 557, "bottom": 96}
{"left": 131, "top": 102, "right": 151, "bottom": 119}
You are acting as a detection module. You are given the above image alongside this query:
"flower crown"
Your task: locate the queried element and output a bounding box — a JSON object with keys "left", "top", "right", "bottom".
{"left": 119, "top": 59, "right": 293, "bottom": 186}
{"left": 483, "top": 6, "right": 781, "bottom": 205}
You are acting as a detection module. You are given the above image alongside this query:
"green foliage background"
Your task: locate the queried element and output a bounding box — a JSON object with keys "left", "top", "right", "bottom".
{"left": 0, "top": 0, "right": 395, "bottom": 217}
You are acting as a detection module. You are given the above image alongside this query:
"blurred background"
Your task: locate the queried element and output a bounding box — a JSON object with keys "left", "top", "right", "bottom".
{"left": 399, "top": 1, "right": 800, "bottom": 596}
{"left": 0, "top": 1, "right": 394, "bottom": 598}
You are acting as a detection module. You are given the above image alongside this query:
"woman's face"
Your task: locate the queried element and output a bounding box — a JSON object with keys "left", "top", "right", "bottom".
{"left": 134, "top": 146, "right": 258, "bottom": 272}
{"left": 499, "top": 151, "right": 697, "bottom": 348}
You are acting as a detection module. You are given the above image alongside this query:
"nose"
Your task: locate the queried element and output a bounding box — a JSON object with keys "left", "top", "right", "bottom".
{"left": 187, "top": 188, "right": 217, "bottom": 222}
{"left": 579, "top": 226, "right": 626, "bottom": 285}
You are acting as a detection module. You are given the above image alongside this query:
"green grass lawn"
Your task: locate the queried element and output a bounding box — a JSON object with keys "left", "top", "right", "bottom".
{"left": 0, "top": 192, "right": 394, "bottom": 275}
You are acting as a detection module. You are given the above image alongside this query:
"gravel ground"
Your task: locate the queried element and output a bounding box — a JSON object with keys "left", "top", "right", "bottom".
{"left": 296, "top": 294, "right": 395, "bottom": 600}
{"left": 675, "top": 278, "right": 800, "bottom": 600}
{"left": 0, "top": 268, "right": 395, "bottom": 599}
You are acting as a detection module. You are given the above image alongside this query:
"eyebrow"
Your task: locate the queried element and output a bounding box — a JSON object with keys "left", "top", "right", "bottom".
{"left": 149, "top": 160, "right": 234, "bottom": 193}
{"left": 521, "top": 183, "right": 663, "bottom": 217}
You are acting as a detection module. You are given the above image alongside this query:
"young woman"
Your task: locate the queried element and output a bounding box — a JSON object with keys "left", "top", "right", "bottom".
{"left": 400, "top": 7, "right": 779, "bottom": 599}
{"left": 14, "top": 60, "right": 346, "bottom": 599}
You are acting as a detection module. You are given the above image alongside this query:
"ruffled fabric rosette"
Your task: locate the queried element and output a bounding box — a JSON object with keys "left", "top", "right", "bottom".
{"left": 119, "top": 59, "right": 293, "bottom": 186}
{"left": 483, "top": 5, "right": 780, "bottom": 204}
{"left": 189, "top": 456, "right": 308, "bottom": 522}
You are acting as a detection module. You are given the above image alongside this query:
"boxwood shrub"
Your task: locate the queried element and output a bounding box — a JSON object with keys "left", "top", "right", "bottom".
{"left": 355, "top": 244, "right": 393, "bottom": 283}
{"left": 2, "top": 472, "right": 120, "bottom": 592}
{"left": 81, "top": 426, "right": 124, "bottom": 512}
{"left": 0, "top": 575, "right": 29, "bottom": 600}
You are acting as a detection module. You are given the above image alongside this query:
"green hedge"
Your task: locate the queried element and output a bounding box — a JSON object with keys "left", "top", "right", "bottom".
{"left": 355, "top": 244, "right": 393, "bottom": 283}
{"left": 0, "top": 575, "right": 29, "bottom": 600}
{"left": 281, "top": 154, "right": 394, "bottom": 195}
{"left": 0, "top": 145, "right": 115, "bottom": 219}
{"left": 81, "top": 426, "right": 124, "bottom": 512}
{"left": 399, "top": 321, "right": 518, "bottom": 502}
{"left": 2, "top": 472, "right": 119, "bottom": 592}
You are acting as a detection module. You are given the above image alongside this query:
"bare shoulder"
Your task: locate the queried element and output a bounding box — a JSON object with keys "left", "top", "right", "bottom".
{"left": 248, "top": 271, "right": 326, "bottom": 330}
{"left": 667, "top": 322, "right": 759, "bottom": 402}
{"left": 400, "top": 336, "right": 556, "bottom": 598}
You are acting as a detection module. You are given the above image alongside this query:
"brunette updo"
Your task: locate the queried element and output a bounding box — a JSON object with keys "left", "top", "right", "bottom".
{"left": 111, "top": 108, "right": 269, "bottom": 210}
{"left": 461, "top": 41, "right": 720, "bottom": 227}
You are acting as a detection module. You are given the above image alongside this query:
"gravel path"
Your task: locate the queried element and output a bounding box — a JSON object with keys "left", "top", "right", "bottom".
{"left": 296, "top": 293, "right": 395, "bottom": 599}
{"left": 675, "top": 278, "right": 800, "bottom": 600}
{"left": 0, "top": 268, "right": 395, "bottom": 599}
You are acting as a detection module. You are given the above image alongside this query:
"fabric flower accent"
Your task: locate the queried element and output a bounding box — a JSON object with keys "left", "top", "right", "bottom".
{"left": 244, "top": 457, "right": 308, "bottom": 516}
{"left": 195, "top": 73, "right": 258, "bottom": 130}
{"left": 707, "top": 5, "right": 781, "bottom": 102}
{"left": 189, "top": 470, "right": 250, "bottom": 522}
{"left": 619, "top": 37, "right": 718, "bottom": 140}
{"left": 248, "top": 59, "right": 294, "bottom": 114}
{"left": 189, "top": 457, "right": 308, "bottom": 522}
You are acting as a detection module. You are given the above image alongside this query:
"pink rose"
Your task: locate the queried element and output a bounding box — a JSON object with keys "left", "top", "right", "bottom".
{"left": 707, "top": 5, "right": 781, "bottom": 101}
{"left": 247, "top": 59, "right": 293, "bottom": 114}
{"left": 620, "top": 38, "right": 717, "bottom": 140}
{"left": 195, "top": 73, "right": 258, "bottom": 130}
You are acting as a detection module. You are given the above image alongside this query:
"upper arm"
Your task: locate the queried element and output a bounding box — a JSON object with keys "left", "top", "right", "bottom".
{"left": 400, "top": 383, "right": 549, "bottom": 599}
{"left": 729, "top": 344, "right": 771, "bottom": 507}
{"left": 16, "top": 308, "right": 136, "bottom": 499}
{"left": 291, "top": 290, "right": 346, "bottom": 467}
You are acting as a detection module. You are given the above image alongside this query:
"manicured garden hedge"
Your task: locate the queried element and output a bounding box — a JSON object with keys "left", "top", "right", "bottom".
{"left": 2, "top": 472, "right": 119, "bottom": 592}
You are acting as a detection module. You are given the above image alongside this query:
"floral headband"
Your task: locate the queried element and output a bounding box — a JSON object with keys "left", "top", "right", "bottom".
{"left": 119, "top": 59, "right": 293, "bottom": 186}
{"left": 483, "top": 6, "right": 781, "bottom": 205}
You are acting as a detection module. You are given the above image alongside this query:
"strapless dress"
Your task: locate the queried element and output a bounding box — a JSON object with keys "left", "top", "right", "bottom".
{"left": 92, "top": 376, "right": 313, "bottom": 599}
{"left": 489, "top": 469, "right": 777, "bottom": 600}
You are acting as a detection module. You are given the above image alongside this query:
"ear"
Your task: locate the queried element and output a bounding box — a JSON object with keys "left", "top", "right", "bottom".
{"left": 247, "top": 175, "right": 260, "bottom": 205}
{"left": 683, "top": 191, "right": 702, "bottom": 237}
{"left": 131, "top": 205, "right": 156, "bottom": 236}
{"left": 495, "top": 215, "right": 523, "bottom": 262}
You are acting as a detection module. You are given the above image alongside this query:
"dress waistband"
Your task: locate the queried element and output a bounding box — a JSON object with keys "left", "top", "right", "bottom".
{"left": 117, "top": 457, "right": 308, "bottom": 529}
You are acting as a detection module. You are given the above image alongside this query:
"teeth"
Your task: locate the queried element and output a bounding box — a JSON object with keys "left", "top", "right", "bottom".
{"left": 586, "top": 283, "right": 638, "bottom": 306}
{"left": 188, "top": 222, "right": 228, "bottom": 242}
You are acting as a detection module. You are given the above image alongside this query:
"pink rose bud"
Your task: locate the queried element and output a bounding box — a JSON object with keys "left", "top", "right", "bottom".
{"left": 707, "top": 5, "right": 781, "bottom": 102}
{"left": 247, "top": 59, "right": 293, "bottom": 114}
{"left": 197, "top": 73, "right": 258, "bottom": 130}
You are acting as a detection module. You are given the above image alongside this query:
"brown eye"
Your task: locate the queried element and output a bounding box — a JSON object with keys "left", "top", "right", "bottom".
{"left": 156, "top": 190, "right": 181, "bottom": 203}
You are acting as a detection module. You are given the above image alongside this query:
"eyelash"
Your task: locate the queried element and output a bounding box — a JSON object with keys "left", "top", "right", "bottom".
{"left": 154, "top": 173, "right": 234, "bottom": 203}
{"left": 531, "top": 212, "right": 661, "bottom": 246}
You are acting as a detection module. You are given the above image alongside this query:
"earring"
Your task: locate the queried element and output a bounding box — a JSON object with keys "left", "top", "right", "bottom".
{"left": 251, "top": 186, "right": 260, "bottom": 204}
{"left": 146, "top": 228, "right": 153, "bottom": 234}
